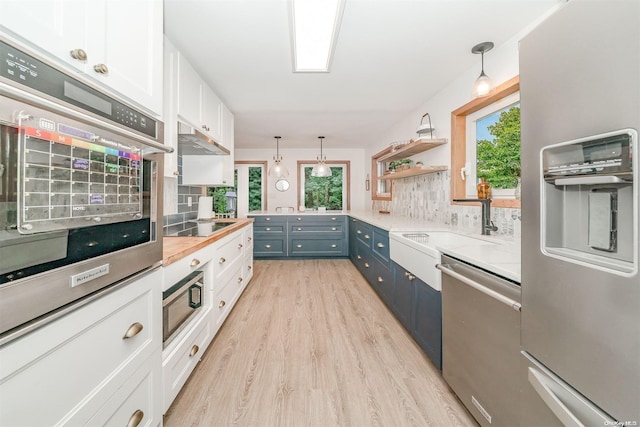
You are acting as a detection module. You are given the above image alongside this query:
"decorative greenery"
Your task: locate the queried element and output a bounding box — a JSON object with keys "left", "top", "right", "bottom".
{"left": 476, "top": 106, "right": 521, "bottom": 188}
{"left": 304, "top": 166, "right": 343, "bottom": 210}
{"left": 207, "top": 169, "right": 239, "bottom": 214}
{"left": 247, "top": 166, "right": 262, "bottom": 211}
{"left": 388, "top": 158, "right": 412, "bottom": 171}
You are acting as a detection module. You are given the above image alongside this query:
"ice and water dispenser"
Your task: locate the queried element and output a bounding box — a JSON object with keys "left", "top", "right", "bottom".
{"left": 541, "top": 129, "right": 637, "bottom": 275}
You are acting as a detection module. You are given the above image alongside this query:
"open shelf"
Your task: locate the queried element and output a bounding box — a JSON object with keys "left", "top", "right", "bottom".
{"left": 379, "top": 165, "right": 448, "bottom": 180}
{"left": 378, "top": 138, "right": 448, "bottom": 163}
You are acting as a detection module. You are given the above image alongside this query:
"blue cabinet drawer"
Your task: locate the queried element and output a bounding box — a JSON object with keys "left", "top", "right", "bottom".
{"left": 254, "top": 224, "right": 285, "bottom": 234}
{"left": 253, "top": 238, "right": 286, "bottom": 256}
{"left": 250, "top": 216, "right": 287, "bottom": 226}
{"left": 354, "top": 222, "right": 372, "bottom": 247}
{"left": 289, "top": 224, "right": 344, "bottom": 233}
{"left": 288, "top": 238, "right": 345, "bottom": 256}
{"left": 288, "top": 215, "right": 345, "bottom": 225}
{"left": 372, "top": 227, "right": 390, "bottom": 264}
{"left": 373, "top": 257, "right": 394, "bottom": 305}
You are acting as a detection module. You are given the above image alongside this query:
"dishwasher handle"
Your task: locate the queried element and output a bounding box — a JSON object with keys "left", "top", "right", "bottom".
{"left": 437, "top": 263, "right": 521, "bottom": 312}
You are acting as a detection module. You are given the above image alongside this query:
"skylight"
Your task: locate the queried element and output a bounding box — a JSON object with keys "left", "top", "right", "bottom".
{"left": 290, "top": 0, "right": 344, "bottom": 72}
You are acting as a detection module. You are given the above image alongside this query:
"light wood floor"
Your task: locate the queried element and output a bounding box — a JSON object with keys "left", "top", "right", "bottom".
{"left": 164, "top": 259, "right": 477, "bottom": 427}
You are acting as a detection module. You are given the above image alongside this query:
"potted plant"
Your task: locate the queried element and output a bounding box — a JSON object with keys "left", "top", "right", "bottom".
{"left": 388, "top": 158, "right": 412, "bottom": 172}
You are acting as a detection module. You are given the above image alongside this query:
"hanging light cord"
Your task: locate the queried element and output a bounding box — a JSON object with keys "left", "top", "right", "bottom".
{"left": 274, "top": 136, "right": 282, "bottom": 162}
{"left": 317, "top": 136, "right": 326, "bottom": 162}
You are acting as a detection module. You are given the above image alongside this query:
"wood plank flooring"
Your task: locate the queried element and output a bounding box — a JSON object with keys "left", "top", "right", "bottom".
{"left": 164, "top": 259, "right": 477, "bottom": 427}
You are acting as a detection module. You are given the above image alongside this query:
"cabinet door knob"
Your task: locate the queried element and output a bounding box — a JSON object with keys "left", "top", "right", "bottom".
{"left": 93, "top": 63, "right": 109, "bottom": 74}
{"left": 69, "top": 48, "right": 87, "bottom": 61}
{"left": 126, "top": 410, "right": 144, "bottom": 427}
{"left": 265, "top": 227, "right": 271, "bottom": 231}
{"left": 238, "top": 243, "right": 243, "bottom": 249}
{"left": 377, "top": 276, "right": 384, "bottom": 283}
{"left": 265, "top": 244, "right": 271, "bottom": 248}
{"left": 189, "top": 345, "right": 200, "bottom": 357}
{"left": 237, "top": 277, "right": 243, "bottom": 284}
{"left": 122, "top": 322, "right": 143, "bottom": 340}
{"left": 219, "top": 300, "right": 226, "bottom": 308}
{"left": 364, "top": 262, "right": 370, "bottom": 268}
{"left": 331, "top": 227, "right": 337, "bottom": 231}
{"left": 190, "top": 258, "right": 201, "bottom": 267}
{"left": 331, "top": 244, "right": 337, "bottom": 248}
{"left": 219, "top": 257, "right": 226, "bottom": 264}
{"left": 377, "top": 242, "right": 385, "bottom": 248}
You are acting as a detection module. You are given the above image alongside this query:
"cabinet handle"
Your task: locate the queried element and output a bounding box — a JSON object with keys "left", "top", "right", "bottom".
{"left": 126, "top": 410, "right": 144, "bottom": 427}
{"left": 377, "top": 276, "right": 384, "bottom": 283}
{"left": 377, "top": 242, "right": 385, "bottom": 248}
{"left": 122, "top": 322, "right": 143, "bottom": 340}
{"left": 202, "top": 124, "right": 210, "bottom": 131}
{"left": 173, "top": 171, "right": 180, "bottom": 176}
{"left": 93, "top": 63, "right": 109, "bottom": 74}
{"left": 189, "top": 345, "right": 200, "bottom": 357}
{"left": 296, "top": 244, "right": 302, "bottom": 248}
{"left": 297, "top": 227, "right": 303, "bottom": 231}
{"left": 248, "top": 265, "right": 252, "bottom": 270}
{"left": 364, "top": 262, "right": 370, "bottom": 268}
{"left": 297, "top": 217, "right": 302, "bottom": 221}
{"left": 248, "top": 237, "right": 252, "bottom": 241}
{"left": 265, "top": 217, "right": 271, "bottom": 221}
{"left": 265, "top": 227, "right": 271, "bottom": 231}
{"left": 331, "top": 217, "right": 337, "bottom": 220}
{"left": 237, "top": 277, "right": 243, "bottom": 284}
{"left": 238, "top": 243, "right": 243, "bottom": 249}
{"left": 219, "top": 300, "right": 226, "bottom": 308}
{"left": 69, "top": 48, "right": 87, "bottom": 61}
{"left": 357, "top": 255, "right": 362, "bottom": 260}
{"left": 190, "top": 258, "right": 201, "bottom": 267}
{"left": 357, "top": 230, "right": 362, "bottom": 234}
{"left": 219, "top": 257, "right": 226, "bottom": 264}
{"left": 331, "top": 244, "right": 337, "bottom": 248}
{"left": 352, "top": 218, "right": 357, "bottom": 222}
{"left": 364, "top": 234, "right": 370, "bottom": 239}
{"left": 265, "top": 244, "right": 271, "bottom": 249}
{"left": 331, "top": 227, "right": 337, "bottom": 231}
{"left": 404, "top": 272, "right": 415, "bottom": 281}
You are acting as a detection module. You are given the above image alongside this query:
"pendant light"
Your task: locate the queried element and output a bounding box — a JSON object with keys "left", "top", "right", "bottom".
{"left": 268, "top": 136, "right": 289, "bottom": 178}
{"left": 471, "top": 41, "right": 494, "bottom": 98}
{"left": 311, "top": 136, "right": 331, "bottom": 177}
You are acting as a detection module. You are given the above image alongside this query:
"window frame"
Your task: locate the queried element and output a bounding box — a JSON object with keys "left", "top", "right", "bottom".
{"left": 235, "top": 160, "right": 268, "bottom": 212}
{"left": 451, "top": 75, "right": 520, "bottom": 209}
{"left": 371, "top": 146, "right": 393, "bottom": 201}
{"left": 296, "top": 160, "right": 351, "bottom": 210}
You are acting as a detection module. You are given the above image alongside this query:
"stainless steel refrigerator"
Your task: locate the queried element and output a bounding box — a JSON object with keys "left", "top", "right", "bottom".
{"left": 519, "top": 0, "right": 640, "bottom": 425}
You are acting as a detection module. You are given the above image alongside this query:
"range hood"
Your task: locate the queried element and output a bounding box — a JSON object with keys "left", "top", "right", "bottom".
{"left": 177, "top": 122, "right": 230, "bottom": 155}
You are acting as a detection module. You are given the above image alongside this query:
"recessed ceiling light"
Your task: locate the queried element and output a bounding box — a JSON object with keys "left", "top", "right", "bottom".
{"left": 289, "top": 0, "right": 345, "bottom": 73}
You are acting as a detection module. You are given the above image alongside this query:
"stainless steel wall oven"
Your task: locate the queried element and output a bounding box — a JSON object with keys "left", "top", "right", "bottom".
{"left": 0, "top": 36, "right": 171, "bottom": 343}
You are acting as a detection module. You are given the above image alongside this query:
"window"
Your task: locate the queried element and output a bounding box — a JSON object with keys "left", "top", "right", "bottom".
{"left": 207, "top": 169, "right": 237, "bottom": 216}
{"left": 297, "top": 161, "right": 350, "bottom": 210}
{"left": 465, "top": 92, "right": 520, "bottom": 198}
{"left": 234, "top": 161, "right": 267, "bottom": 216}
{"left": 451, "top": 76, "right": 520, "bottom": 208}
{"left": 371, "top": 147, "right": 393, "bottom": 201}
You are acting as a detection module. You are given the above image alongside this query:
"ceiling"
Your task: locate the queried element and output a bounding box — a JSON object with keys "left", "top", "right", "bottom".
{"left": 164, "top": 0, "right": 561, "bottom": 150}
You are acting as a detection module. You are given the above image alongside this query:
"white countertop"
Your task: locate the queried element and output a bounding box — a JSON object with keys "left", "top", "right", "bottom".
{"left": 247, "top": 210, "right": 521, "bottom": 282}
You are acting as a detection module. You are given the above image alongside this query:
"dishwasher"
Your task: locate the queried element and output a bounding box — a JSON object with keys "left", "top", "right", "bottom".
{"left": 437, "top": 255, "right": 521, "bottom": 427}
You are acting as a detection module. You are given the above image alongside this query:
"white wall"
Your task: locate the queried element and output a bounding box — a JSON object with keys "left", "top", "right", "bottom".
{"left": 235, "top": 147, "right": 368, "bottom": 213}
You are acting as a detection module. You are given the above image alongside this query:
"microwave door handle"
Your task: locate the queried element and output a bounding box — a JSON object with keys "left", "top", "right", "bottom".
{"left": 554, "top": 176, "right": 627, "bottom": 186}
{"left": 188, "top": 284, "right": 202, "bottom": 309}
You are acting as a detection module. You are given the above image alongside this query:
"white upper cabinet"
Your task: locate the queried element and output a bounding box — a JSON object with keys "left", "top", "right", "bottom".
{"left": 0, "top": 0, "right": 163, "bottom": 117}
{"left": 201, "top": 85, "right": 222, "bottom": 142}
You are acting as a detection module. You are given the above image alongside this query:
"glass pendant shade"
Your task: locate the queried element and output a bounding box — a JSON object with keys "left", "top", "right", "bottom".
{"left": 269, "top": 136, "right": 289, "bottom": 178}
{"left": 472, "top": 71, "right": 493, "bottom": 97}
{"left": 311, "top": 136, "right": 332, "bottom": 177}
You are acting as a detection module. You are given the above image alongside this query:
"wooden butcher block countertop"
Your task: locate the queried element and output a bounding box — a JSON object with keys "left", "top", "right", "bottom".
{"left": 162, "top": 218, "right": 253, "bottom": 266}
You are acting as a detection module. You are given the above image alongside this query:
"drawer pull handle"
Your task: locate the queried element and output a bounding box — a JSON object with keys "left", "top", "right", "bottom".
{"left": 357, "top": 255, "right": 362, "bottom": 260}
{"left": 296, "top": 244, "right": 302, "bottom": 248}
{"left": 331, "top": 227, "right": 337, "bottom": 231}
{"left": 69, "top": 48, "right": 87, "bottom": 61}
{"left": 219, "top": 257, "right": 226, "bottom": 264}
{"left": 93, "top": 63, "right": 109, "bottom": 75}
{"left": 265, "top": 217, "right": 271, "bottom": 221}
{"left": 377, "top": 242, "right": 385, "bottom": 248}
{"left": 405, "top": 272, "right": 415, "bottom": 281}
{"left": 265, "top": 227, "right": 271, "bottom": 231}
{"left": 331, "top": 217, "right": 336, "bottom": 220}
{"left": 238, "top": 277, "right": 243, "bottom": 284}
{"left": 238, "top": 243, "right": 243, "bottom": 249}
{"left": 189, "top": 345, "right": 200, "bottom": 357}
{"left": 297, "top": 227, "right": 303, "bottom": 231}
{"left": 219, "top": 300, "right": 226, "bottom": 308}
{"left": 377, "top": 276, "right": 384, "bottom": 283}
{"left": 331, "top": 244, "right": 337, "bottom": 248}
{"left": 364, "top": 234, "right": 370, "bottom": 239}
{"left": 248, "top": 237, "right": 252, "bottom": 241}
{"left": 122, "top": 322, "right": 143, "bottom": 340}
{"left": 248, "top": 265, "right": 252, "bottom": 270}
{"left": 357, "top": 230, "right": 362, "bottom": 234}
{"left": 190, "top": 258, "right": 201, "bottom": 267}
{"left": 127, "top": 409, "right": 144, "bottom": 427}
{"left": 364, "top": 262, "right": 370, "bottom": 268}
{"left": 265, "top": 244, "right": 272, "bottom": 249}
{"left": 297, "top": 217, "right": 302, "bottom": 221}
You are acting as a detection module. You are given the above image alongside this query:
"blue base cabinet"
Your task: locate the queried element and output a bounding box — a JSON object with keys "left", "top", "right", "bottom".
{"left": 411, "top": 275, "right": 442, "bottom": 370}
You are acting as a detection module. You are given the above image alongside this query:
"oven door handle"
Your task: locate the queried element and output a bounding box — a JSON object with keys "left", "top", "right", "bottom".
{"left": 188, "top": 284, "right": 202, "bottom": 309}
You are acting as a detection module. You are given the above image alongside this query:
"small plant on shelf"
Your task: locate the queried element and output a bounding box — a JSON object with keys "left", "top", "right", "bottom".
{"left": 388, "top": 158, "right": 412, "bottom": 172}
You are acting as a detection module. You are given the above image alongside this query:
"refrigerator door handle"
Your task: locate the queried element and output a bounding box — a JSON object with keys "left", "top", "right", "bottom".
{"left": 528, "top": 367, "right": 586, "bottom": 427}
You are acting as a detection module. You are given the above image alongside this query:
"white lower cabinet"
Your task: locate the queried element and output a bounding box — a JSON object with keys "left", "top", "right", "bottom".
{"left": 0, "top": 268, "right": 162, "bottom": 427}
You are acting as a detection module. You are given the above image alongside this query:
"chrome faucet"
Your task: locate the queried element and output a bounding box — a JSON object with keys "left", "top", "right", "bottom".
{"left": 453, "top": 198, "right": 498, "bottom": 235}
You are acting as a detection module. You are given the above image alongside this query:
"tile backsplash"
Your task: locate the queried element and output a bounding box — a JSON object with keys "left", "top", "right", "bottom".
{"left": 373, "top": 170, "right": 521, "bottom": 237}
{"left": 162, "top": 185, "right": 204, "bottom": 236}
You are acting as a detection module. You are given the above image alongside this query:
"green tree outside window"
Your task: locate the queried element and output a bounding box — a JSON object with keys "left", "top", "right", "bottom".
{"left": 303, "top": 166, "right": 343, "bottom": 210}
